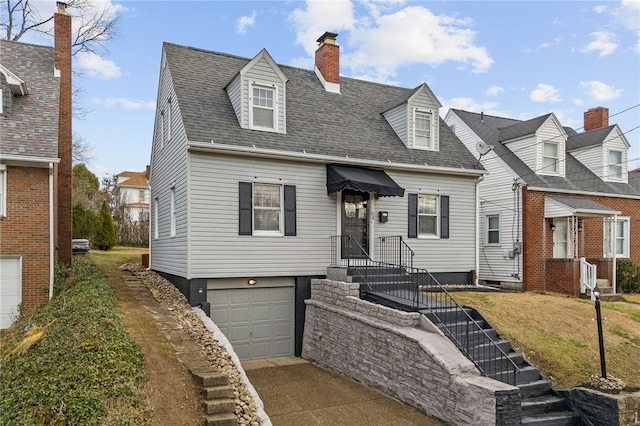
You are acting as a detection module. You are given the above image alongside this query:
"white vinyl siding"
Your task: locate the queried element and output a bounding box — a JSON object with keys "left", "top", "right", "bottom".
{"left": 149, "top": 61, "right": 188, "bottom": 278}
{"left": 226, "top": 75, "right": 242, "bottom": 123}
{"left": 153, "top": 198, "right": 158, "bottom": 239}
{"left": 167, "top": 97, "right": 172, "bottom": 141}
{"left": 382, "top": 104, "right": 408, "bottom": 146}
{"left": 445, "top": 111, "right": 523, "bottom": 282}
{"left": 170, "top": 188, "right": 176, "bottom": 237}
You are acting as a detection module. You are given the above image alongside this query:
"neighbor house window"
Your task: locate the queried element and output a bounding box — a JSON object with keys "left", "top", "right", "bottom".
{"left": 408, "top": 193, "right": 449, "bottom": 239}
{"left": 0, "top": 165, "right": 6, "bottom": 216}
{"left": 608, "top": 150, "right": 623, "bottom": 180}
{"left": 170, "top": 188, "right": 176, "bottom": 237}
{"left": 153, "top": 198, "right": 158, "bottom": 239}
{"left": 414, "top": 109, "right": 434, "bottom": 149}
{"left": 250, "top": 85, "right": 275, "bottom": 130}
{"left": 138, "top": 190, "right": 145, "bottom": 202}
{"left": 542, "top": 142, "right": 558, "bottom": 173}
{"left": 485, "top": 213, "right": 501, "bottom": 245}
{"left": 604, "top": 217, "right": 630, "bottom": 258}
{"left": 239, "top": 182, "right": 296, "bottom": 236}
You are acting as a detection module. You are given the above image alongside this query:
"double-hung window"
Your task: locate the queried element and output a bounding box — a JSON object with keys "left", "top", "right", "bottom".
{"left": 0, "top": 164, "right": 6, "bottom": 217}
{"left": 608, "top": 150, "right": 623, "bottom": 180}
{"left": 251, "top": 85, "right": 276, "bottom": 130}
{"left": 542, "top": 142, "right": 558, "bottom": 174}
{"left": 408, "top": 193, "right": 449, "bottom": 239}
{"left": 485, "top": 213, "right": 501, "bottom": 245}
{"left": 239, "top": 182, "right": 296, "bottom": 236}
{"left": 138, "top": 190, "right": 146, "bottom": 202}
{"left": 414, "top": 109, "right": 434, "bottom": 149}
{"left": 604, "top": 217, "right": 630, "bottom": 258}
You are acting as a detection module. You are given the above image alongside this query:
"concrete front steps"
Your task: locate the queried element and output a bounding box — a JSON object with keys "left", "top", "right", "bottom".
{"left": 192, "top": 371, "right": 237, "bottom": 426}
{"left": 583, "top": 279, "right": 621, "bottom": 301}
{"left": 424, "top": 306, "right": 580, "bottom": 426}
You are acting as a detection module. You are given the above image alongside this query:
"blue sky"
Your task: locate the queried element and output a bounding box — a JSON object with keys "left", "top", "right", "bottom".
{"left": 24, "top": 1, "right": 640, "bottom": 178}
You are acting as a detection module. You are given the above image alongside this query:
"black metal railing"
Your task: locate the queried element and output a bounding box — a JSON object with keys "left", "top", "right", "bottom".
{"left": 329, "top": 234, "right": 520, "bottom": 385}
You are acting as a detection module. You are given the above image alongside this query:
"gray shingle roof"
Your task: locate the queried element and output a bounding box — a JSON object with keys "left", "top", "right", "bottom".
{"left": 164, "top": 43, "right": 481, "bottom": 171}
{"left": 566, "top": 125, "right": 616, "bottom": 151}
{"left": 451, "top": 109, "right": 640, "bottom": 197}
{"left": 0, "top": 40, "right": 59, "bottom": 159}
{"left": 498, "top": 113, "right": 552, "bottom": 142}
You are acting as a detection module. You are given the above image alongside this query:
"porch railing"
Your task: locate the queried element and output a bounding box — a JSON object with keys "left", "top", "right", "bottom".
{"left": 580, "top": 257, "right": 597, "bottom": 300}
{"left": 328, "top": 235, "right": 520, "bottom": 385}
{"left": 377, "top": 236, "right": 414, "bottom": 270}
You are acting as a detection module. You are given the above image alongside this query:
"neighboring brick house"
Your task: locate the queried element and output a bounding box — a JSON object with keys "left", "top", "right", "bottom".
{"left": 114, "top": 167, "right": 150, "bottom": 223}
{"left": 0, "top": 5, "right": 72, "bottom": 329}
{"left": 446, "top": 107, "right": 640, "bottom": 297}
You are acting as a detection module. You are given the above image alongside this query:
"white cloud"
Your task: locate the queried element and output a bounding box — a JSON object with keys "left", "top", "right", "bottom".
{"left": 485, "top": 85, "right": 504, "bottom": 96}
{"left": 582, "top": 31, "right": 618, "bottom": 56}
{"left": 594, "top": 5, "right": 607, "bottom": 14}
{"left": 530, "top": 84, "right": 561, "bottom": 103}
{"left": 579, "top": 80, "right": 623, "bottom": 101}
{"left": 288, "top": 1, "right": 493, "bottom": 83}
{"left": 237, "top": 10, "right": 257, "bottom": 35}
{"left": 76, "top": 52, "right": 121, "bottom": 79}
{"left": 441, "top": 97, "right": 507, "bottom": 118}
{"left": 612, "top": 0, "right": 640, "bottom": 32}
{"left": 91, "top": 97, "right": 156, "bottom": 110}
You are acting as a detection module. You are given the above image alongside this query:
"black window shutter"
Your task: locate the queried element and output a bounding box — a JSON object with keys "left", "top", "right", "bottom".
{"left": 408, "top": 193, "right": 418, "bottom": 238}
{"left": 239, "top": 182, "right": 252, "bottom": 235}
{"left": 440, "top": 195, "right": 450, "bottom": 239}
{"left": 284, "top": 185, "right": 296, "bottom": 236}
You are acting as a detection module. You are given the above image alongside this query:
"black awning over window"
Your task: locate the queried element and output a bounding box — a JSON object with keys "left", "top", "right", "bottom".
{"left": 326, "top": 164, "right": 405, "bottom": 197}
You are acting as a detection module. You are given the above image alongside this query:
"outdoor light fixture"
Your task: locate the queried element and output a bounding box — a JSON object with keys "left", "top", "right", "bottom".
{"left": 248, "top": 279, "right": 257, "bottom": 286}
{"left": 550, "top": 222, "right": 556, "bottom": 231}
{"left": 593, "top": 285, "right": 607, "bottom": 378}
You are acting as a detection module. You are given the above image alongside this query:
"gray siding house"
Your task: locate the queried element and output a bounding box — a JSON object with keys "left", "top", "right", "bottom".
{"left": 149, "top": 33, "right": 485, "bottom": 360}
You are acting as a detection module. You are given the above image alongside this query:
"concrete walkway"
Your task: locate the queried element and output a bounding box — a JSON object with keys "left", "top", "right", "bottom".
{"left": 242, "top": 357, "right": 444, "bottom": 426}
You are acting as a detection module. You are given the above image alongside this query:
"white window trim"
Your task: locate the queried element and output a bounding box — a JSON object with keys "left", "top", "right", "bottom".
{"left": 167, "top": 97, "right": 172, "bottom": 141}
{"left": 541, "top": 142, "right": 559, "bottom": 175}
{"left": 412, "top": 108, "right": 436, "bottom": 151}
{"left": 159, "top": 109, "right": 165, "bottom": 149}
{"left": 169, "top": 189, "right": 176, "bottom": 237}
{"left": 0, "top": 164, "right": 6, "bottom": 217}
{"left": 249, "top": 82, "right": 278, "bottom": 132}
{"left": 153, "top": 198, "right": 158, "bottom": 239}
{"left": 418, "top": 193, "right": 440, "bottom": 239}
{"left": 607, "top": 149, "right": 623, "bottom": 181}
{"left": 484, "top": 212, "right": 501, "bottom": 246}
{"left": 253, "top": 182, "right": 283, "bottom": 236}
{"left": 604, "top": 216, "right": 630, "bottom": 258}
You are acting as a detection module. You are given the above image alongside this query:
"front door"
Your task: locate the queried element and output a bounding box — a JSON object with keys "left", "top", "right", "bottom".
{"left": 342, "top": 193, "right": 369, "bottom": 258}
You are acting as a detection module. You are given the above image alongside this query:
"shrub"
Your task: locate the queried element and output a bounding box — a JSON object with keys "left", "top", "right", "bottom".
{"left": 93, "top": 201, "right": 117, "bottom": 250}
{"left": 617, "top": 259, "right": 640, "bottom": 293}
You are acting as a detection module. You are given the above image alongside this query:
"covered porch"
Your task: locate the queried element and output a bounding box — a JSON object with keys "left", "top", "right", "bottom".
{"left": 544, "top": 196, "right": 621, "bottom": 298}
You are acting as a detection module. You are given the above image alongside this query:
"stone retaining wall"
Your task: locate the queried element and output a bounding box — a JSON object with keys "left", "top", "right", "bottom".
{"left": 561, "top": 387, "right": 640, "bottom": 425}
{"left": 302, "top": 279, "right": 520, "bottom": 425}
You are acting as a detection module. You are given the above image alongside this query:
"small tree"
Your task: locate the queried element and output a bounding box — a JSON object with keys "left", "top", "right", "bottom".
{"left": 72, "top": 202, "right": 97, "bottom": 239}
{"left": 93, "top": 201, "right": 116, "bottom": 250}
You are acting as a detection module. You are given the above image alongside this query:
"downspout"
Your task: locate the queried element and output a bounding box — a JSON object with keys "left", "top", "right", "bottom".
{"left": 49, "top": 162, "right": 55, "bottom": 300}
{"left": 475, "top": 175, "right": 483, "bottom": 285}
{"left": 612, "top": 215, "right": 617, "bottom": 294}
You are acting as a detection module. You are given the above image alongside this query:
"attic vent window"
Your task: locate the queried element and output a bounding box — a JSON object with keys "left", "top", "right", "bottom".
{"left": 251, "top": 85, "right": 275, "bottom": 130}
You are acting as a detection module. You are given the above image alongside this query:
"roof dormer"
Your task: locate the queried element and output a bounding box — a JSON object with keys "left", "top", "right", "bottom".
{"left": 498, "top": 113, "right": 567, "bottom": 178}
{"left": 225, "top": 49, "right": 288, "bottom": 134}
{"left": 382, "top": 83, "right": 442, "bottom": 151}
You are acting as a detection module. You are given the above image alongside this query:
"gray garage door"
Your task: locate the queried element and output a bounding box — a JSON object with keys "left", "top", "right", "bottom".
{"left": 0, "top": 257, "right": 22, "bottom": 329}
{"left": 208, "top": 286, "right": 294, "bottom": 360}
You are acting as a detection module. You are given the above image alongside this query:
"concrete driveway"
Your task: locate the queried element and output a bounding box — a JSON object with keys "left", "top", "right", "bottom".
{"left": 242, "top": 357, "right": 444, "bottom": 426}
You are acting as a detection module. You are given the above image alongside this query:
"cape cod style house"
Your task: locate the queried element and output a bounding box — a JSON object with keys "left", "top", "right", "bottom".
{"left": 0, "top": 4, "right": 73, "bottom": 329}
{"left": 445, "top": 107, "right": 640, "bottom": 297}
{"left": 149, "top": 33, "right": 486, "bottom": 360}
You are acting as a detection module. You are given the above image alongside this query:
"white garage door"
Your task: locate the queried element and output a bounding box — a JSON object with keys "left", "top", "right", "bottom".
{"left": 0, "top": 257, "right": 22, "bottom": 329}
{"left": 209, "top": 286, "right": 294, "bottom": 360}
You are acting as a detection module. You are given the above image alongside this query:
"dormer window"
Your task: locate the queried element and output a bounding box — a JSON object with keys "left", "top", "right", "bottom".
{"left": 414, "top": 109, "right": 436, "bottom": 150}
{"left": 542, "top": 142, "right": 559, "bottom": 174}
{"left": 608, "top": 150, "right": 623, "bottom": 180}
{"left": 251, "top": 84, "right": 276, "bottom": 131}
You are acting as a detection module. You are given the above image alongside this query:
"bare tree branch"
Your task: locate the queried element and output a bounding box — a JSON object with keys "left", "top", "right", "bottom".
{"left": 72, "top": 132, "right": 94, "bottom": 165}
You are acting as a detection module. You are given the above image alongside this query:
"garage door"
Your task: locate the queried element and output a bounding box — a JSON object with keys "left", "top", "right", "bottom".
{"left": 209, "top": 286, "right": 294, "bottom": 360}
{"left": 0, "top": 257, "right": 22, "bottom": 329}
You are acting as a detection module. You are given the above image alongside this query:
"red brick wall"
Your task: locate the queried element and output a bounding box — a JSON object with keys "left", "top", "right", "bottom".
{"left": 315, "top": 42, "right": 340, "bottom": 84}
{"left": 522, "top": 187, "right": 640, "bottom": 295}
{"left": 55, "top": 10, "right": 72, "bottom": 266}
{"left": 0, "top": 167, "right": 51, "bottom": 309}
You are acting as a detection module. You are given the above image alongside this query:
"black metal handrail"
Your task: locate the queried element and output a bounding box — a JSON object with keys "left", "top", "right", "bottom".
{"left": 329, "top": 235, "right": 520, "bottom": 385}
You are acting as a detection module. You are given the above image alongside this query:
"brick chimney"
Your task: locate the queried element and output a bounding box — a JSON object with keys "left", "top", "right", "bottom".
{"left": 584, "top": 107, "right": 609, "bottom": 132}
{"left": 55, "top": 2, "right": 72, "bottom": 266}
{"left": 314, "top": 32, "right": 340, "bottom": 93}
